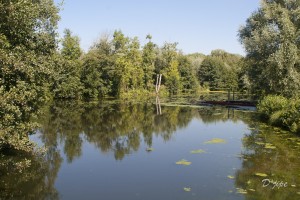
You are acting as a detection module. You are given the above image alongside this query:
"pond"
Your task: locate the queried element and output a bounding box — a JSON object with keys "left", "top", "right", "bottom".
{"left": 1, "top": 99, "right": 300, "bottom": 200}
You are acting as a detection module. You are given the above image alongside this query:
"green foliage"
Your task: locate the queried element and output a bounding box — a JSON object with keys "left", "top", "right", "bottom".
{"left": 0, "top": 0, "right": 60, "bottom": 153}
{"left": 258, "top": 95, "right": 300, "bottom": 133}
{"left": 81, "top": 35, "right": 114, "bottom": 98}
{"left": 178, "top": 55, "right": 199, "bottom": 93}
{"left": 0, "top": 0, "right": 60, "bottom": 53}
{"left": 142, "top": 35, "right": 156, "bottom": 89}
{"left": 80, "top": 32, "right": 200, "bottom": 97}
{"left": 61, "top": 29, "right": 82, "bottom": 60}
{"left": 197, "top": 50, "right": 241, "bottom": 90}
{"left": 257, "top": 95, "right": 289, "bottom": 119}
{"left": 52, "top": 29, "right": 83, "bottom": 99}
{"left": 198, "top": 56, "right": 225, "bottom": 89}
{"left": 239, "top": 0, "right": 300, "bottom": 97}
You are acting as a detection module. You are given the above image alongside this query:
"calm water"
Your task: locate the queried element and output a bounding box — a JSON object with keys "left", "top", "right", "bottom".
{"left": 1, "top": 100, "right": 300, "bottom": 200}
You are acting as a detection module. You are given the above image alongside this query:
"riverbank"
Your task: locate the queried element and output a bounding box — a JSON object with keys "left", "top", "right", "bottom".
{"left": 257, "top": 95, "right": 300, "bottom": 134}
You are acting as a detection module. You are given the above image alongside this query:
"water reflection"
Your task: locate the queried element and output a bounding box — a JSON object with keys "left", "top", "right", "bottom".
{"left": 236, "top": 125, "right": 300, "bottom": 200}
{"left": 1, "top": 100, "right": 300, "bottom": 199}
{"left": 38, "top": 101, "right": 201, "bottom": 161}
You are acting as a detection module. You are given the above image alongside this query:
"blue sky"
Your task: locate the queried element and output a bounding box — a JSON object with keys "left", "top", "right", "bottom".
{"left": 55, "top": 0, "right": 260, "bottom": 55}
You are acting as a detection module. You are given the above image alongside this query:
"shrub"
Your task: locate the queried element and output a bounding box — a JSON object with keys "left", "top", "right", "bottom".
{"left": 258, "top": 95, "right": 300, "bottom": 134}
{"left": 257, "top": 95, "right": 289, "bottom": 119}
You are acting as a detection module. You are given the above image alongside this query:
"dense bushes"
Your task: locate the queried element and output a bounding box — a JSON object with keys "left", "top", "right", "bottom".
{"left": 258, "top": 95, "right": 300, "bottom": 134}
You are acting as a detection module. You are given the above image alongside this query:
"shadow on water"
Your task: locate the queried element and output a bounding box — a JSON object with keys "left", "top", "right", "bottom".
{"left": 1, "top": 99, "right": 299, "bottom": 199}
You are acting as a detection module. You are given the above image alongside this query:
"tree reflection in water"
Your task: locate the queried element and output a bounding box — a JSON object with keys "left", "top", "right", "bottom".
{"left": 2, "top": 100, "right": 299, "bottom": 199}
{"left": 235, "top": 125, "right": 300, "bottom": 200}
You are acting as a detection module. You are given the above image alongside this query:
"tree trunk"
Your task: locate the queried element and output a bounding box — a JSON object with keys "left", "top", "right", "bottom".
{"left": 156, "top": 74, "right": 162, "bottom": 94}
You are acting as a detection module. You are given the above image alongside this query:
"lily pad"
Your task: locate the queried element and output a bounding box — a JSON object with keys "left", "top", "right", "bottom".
{"left": 291, "top": 185, "right": 296, "bottom": 187}
{"left": 204, "top": 138, "right": 226, "bottom": 144}
{"left": 146, "top": 148, "right": 154, "bottom": 152}
{"left": 227, "top": 175, "right": 235, "bottom": 179}
{"left": 190, "top": 149, "right": 206, "bottom": 154}
{"left": 176, "top": 159, "right": 191, "bottom": 166}
{"left": 255, "top": 173, "right": 268, "bottom": 177}
{"left": 183, "top": 187, "right": 191, "bottom": 192}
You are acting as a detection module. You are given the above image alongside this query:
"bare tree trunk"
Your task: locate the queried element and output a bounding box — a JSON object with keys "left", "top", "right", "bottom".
{"left": 156, "top": 74, "right": 162, "bottom": 94}
{"left": 156, "top": 75, "right": 159, "bottom": 93}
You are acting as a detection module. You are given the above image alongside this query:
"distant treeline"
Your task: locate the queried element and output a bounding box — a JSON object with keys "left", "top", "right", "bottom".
{"left": 60, "top": 30, "right": 243, "bottom": 99}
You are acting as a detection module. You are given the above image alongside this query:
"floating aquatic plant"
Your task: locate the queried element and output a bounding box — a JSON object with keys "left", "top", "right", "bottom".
{"left": 190, "top": 149, "right": 206, "bottom": 154}
{"left": 204, "top": 138, "right": 226, "bottom": 144}
{"left": 255, "top": 173, "right": 268, "bottom": 177}
{"left": 236, "top": 188, "right": 247, "bottom": 194}
{"left": 227, "top": 175, "right": 234, "bottom": 179}
{"left": 176, "top": 159, "right": 191, "bottom": 166}
{"left": 183, "top": 187, "right": 191, "bottom": 192}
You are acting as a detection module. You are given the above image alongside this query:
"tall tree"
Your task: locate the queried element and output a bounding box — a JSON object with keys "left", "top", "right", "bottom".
{"left": 159, "top": 42, "right": 181, "bottom": 94}
{"left": 0, "top": 0, "right": 60, "bottom": 152}
{"left": 52, "top": 29, "right": 83, "bottom": 99}
{"left": 177, "top": 54, "right": 199, "bottom": 93}
{"left": 81, "top": 34, "right": 114, "bottom": 98}
{"left": 142, "top": 34, "right": 156, "bottom": 89}
{"left": 197, "top": 56, "right": 226, "bottom": 90}
{"left": 61, "top": 29, "right": 82, "bottom": 60}
{"left": 239, "top": 0, "right": 300, "bottom": 97}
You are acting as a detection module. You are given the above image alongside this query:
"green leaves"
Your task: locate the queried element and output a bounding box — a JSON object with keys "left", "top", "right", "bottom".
{"left": 239, "top": 0, "right": 300, "bottom": 97}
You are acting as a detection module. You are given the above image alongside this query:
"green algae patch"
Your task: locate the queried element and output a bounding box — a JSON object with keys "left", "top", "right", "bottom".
{"left": 204, "top": 138, "right": 226, "bottom": 144}
{"left": 255, "top": 173, "right": 268, "bottom": 177}
{"left": 183, "top": 187, "right": 191, "bottom": 192}
{"left": 176, "top": 159, "right": 191, "bottom": 166}
{"left": 236, "top": 188, "right": 247, "bottom": 194}
{"left": 227, "top": 175, "right": 235, "bottom": 179}
{"left": 190, "top": 149, "right": 206, "bottom": 154}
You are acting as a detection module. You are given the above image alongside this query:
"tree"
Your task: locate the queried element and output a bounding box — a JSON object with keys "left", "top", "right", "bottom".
{"left": 61, "top": 29, "right": 82, "bottom": 60}
{"left": 239, "top": 0, "right": 300, "bottom": 97}
{"left": 197, "top": 56, "right": 226, "bottom": 90}
{"left": 159, "top": 42, "right": 181, "bottom": 94}
{"left": 142, "top": 35, "right": 156, "bottom": 89}
{"left": 52, "top": 29, "right": 83, "bottom": 99}
{"left": 0, "top": 0, "right": 60, "bottom": 152}
{"left": 81, "top": 34, "right": 114, "bottom": 98}
{"left": 177, "top": 54, "right": 199, "bottom": 93}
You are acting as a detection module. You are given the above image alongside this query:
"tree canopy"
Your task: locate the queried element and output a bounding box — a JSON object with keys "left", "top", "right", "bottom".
{"left": 239, "top": 0, "right": 300, "bottom": 97}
